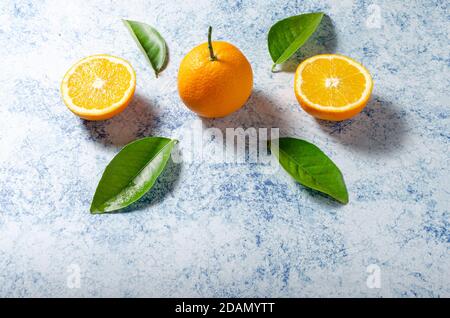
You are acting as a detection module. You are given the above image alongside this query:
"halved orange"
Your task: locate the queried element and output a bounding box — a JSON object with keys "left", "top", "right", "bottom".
{"left": 61, "top": 54, "right": 136, "bottom": 121}
{"left": 294, "top": 54, "right": 373, "bottom": 121}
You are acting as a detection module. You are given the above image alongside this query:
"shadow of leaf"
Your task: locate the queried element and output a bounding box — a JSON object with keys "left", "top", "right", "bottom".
{"left": 297, "top": 185, "right": 347, "bottom": 207}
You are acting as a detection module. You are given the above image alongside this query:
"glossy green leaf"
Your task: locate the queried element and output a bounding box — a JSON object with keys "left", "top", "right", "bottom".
{"left": 123, "top": 19, "right": 168, "bottom": 77}
{"left": 269, "top": 137, "right": 348, "bottom": 204}
{"left": 90, "top": 137, "right": 177, "bottom": 214}
{"left": 268, "top": 12, "right": 324, "bottom": 71}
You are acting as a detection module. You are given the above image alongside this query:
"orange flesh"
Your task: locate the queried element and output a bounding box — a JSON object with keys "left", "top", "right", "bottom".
{"left": 67, "top": 59, "right": 132, "bottom": 109}
{"left": 299, "top": 58, "right": 367, "bottom": 107}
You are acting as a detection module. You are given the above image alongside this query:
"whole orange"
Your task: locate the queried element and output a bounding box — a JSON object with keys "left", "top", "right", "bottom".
{"left": 178, "top": 27, "right": 253, "bottom": 118}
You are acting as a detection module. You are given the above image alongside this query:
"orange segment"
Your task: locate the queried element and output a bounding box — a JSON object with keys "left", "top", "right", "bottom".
{"left": 294, "top": 54, "right": 373, "bottom": 121}
{"left": 61, "top": 55, "right": 136, "bottom": 121}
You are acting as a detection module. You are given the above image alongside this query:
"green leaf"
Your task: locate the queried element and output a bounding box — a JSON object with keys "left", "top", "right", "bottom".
{"left": 269, "top": 137, "right": 348, "bottom": 204}
{"left": 123, "top": 19, "right": 168, "bottom": 77}
{"left": 90, "top": 137, "right": 177, "bottom": 214}
{"left": 268, "top": 12, "right": 324, "bottom": 70}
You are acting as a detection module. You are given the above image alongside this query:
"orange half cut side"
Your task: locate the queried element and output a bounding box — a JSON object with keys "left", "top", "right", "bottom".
{"left": 294, "top": 54, "right": 373, "bottom": 121}
{"left": 61, "top": 54, "right": 136, "bottom": 121}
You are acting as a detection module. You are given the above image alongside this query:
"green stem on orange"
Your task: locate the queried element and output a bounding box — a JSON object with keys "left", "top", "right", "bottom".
{"left": 208, "top": 26, "right": 217, "bottom": 61}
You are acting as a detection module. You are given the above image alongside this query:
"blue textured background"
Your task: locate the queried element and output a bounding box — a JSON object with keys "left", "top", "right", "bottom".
{"left": 0, "top": 0, "right": 449, "bottom": 297}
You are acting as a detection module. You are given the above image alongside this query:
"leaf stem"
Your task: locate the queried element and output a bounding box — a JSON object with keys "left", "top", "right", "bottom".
{"left": 208, "top": 26, "right": 217, "bottom": 61}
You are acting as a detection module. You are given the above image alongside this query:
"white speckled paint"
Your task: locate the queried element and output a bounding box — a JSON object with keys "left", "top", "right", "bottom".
{"left": 0, "top": 0, "right": 448, "bottom": 297}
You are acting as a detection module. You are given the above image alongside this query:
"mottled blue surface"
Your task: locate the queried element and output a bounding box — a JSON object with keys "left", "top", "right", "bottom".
{"left": 0, "top": 0, "right": 449, "bottom": 297}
